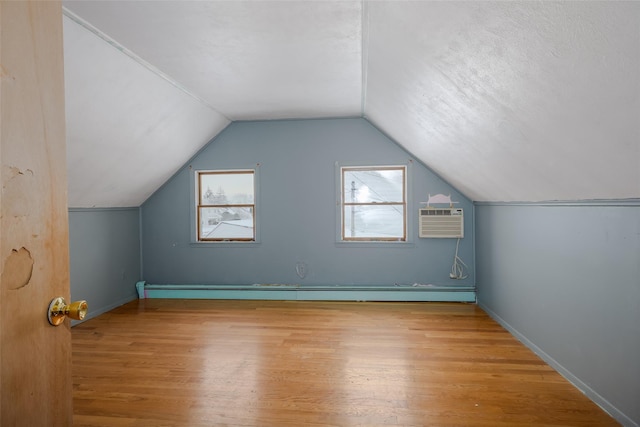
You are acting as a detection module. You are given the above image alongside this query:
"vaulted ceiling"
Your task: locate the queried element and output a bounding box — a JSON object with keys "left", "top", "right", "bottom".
{"left": 63, "top": 1, "right": 640, "bottom": 208}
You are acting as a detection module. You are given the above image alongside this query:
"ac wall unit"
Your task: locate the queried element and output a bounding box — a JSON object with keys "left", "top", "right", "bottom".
{"left": 419, "top": 208, "right": 464, "bottom": 238}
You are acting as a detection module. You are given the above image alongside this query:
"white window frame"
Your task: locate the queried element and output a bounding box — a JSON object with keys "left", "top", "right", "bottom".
{"left": 195, "top": 169, "right": 256, "bottom": 242}
{"left": 339, "top": 164, "right": 408, "bottom": 242}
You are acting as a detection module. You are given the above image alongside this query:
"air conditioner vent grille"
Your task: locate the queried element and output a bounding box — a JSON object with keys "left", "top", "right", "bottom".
{"left": 419, "top": 208, "right": 463, "bottom": 238}
{"left": 423, "top": 209, "right": 452, "bottom": 216}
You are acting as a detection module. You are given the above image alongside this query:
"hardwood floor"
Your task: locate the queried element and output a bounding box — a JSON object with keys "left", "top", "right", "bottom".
{"left": 72, "top": 299, "right": 618, "bottom": 426}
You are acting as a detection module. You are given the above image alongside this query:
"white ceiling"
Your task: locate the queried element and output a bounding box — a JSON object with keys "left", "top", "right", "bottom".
{"left": 63, "top": 1, "right": 640, "bottom": 207}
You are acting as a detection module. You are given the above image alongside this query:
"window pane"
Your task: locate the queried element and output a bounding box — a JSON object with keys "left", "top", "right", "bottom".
{"left": 343, "top": 169, "right": 403, "bottom": 203}
{"left": 200, "top": 173, "right": 254, "bottom": 205}
{"left": 199, "top": 207, "right": 254, "bottom": 239}
{"left": 343, "top": 205, "right": 405, "bottom": 239}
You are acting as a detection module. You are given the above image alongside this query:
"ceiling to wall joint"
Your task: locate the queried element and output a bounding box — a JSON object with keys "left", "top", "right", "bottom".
{"left": 360, "top": 0, "right": 370, "bottom": 117}
{"left": 62, "top": 7, "right": 225, "bottom": 118}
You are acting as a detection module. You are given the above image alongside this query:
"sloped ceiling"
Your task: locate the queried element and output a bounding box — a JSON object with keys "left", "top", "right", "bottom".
{"left": 63, "top": 1, "right": 640, "bottom": 207}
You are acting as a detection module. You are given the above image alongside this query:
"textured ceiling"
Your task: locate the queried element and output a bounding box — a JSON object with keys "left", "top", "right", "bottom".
{"left": 63, "top": 1, "right": 640, "bottom": 207}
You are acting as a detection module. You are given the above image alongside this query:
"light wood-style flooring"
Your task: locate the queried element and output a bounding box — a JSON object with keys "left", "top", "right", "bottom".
{"left": 72, "top": 299, "right": 618, "bottom": 426}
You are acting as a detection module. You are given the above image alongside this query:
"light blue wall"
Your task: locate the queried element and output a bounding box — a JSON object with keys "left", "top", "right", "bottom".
{"left": 69, "top": 208, "right": 140, "bottom": 320}
{"left": 475, "top": 202, "right": 640, "bottom": 427}
{"left": 141, "top": 118, "right": 474, "bottom": 287}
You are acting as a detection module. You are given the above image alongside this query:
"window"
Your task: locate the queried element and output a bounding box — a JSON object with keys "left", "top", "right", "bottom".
{"left": 341, "top": 166, "right": 406, "bottom": 241}
{"left": 196, "top": 170, "right": 255, "bottom": 241}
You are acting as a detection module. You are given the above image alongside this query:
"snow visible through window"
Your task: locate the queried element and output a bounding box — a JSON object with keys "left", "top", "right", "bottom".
{"left": 341, "top": 166, "right": 406, "bottom": 241}
{"left": 197, "top": 170, "right": 255, "bottom": 241}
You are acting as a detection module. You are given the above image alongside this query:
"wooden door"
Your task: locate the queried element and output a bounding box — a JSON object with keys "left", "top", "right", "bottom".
{"left": 0, "top": 2, "right": 72, "bottom": 425}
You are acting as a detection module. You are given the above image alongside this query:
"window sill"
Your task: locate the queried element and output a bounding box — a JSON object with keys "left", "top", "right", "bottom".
{"left": 189, "top": 241, "right": 261, "bottom": 248}
{"left": 335, "top": 240, "right": 414, "bottom": 248}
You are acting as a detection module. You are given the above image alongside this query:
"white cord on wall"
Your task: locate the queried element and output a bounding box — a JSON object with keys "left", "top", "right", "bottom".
{"left": 450, "top": 238, "right": 468, "bottom": 280}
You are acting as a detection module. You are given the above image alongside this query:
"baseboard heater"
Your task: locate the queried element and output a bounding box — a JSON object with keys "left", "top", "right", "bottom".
{"left": 135, "top": 281, "right": 476, "bottom": 303}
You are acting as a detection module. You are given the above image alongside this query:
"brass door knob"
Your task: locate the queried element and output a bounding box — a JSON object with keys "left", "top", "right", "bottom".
{"left": 48, "top": 297, "right": 88, "bottom": 326}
